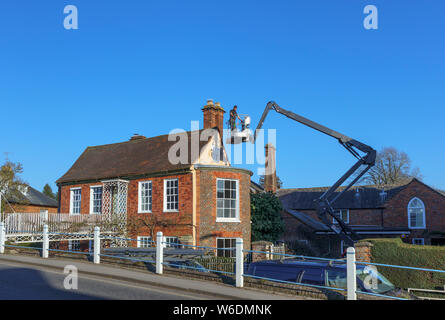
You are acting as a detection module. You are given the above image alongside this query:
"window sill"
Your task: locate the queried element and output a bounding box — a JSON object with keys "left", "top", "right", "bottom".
{"left": 409, "top": 226, "right": 426, "bottom": 230}
{"left": 163, "top": 210, "right": 179, "bottom": 213}
{"left": 138, "top": 211, "right": 152, "bottom": 214}
{"left": 216, "top": 218, "right": 241, "bottom": 223}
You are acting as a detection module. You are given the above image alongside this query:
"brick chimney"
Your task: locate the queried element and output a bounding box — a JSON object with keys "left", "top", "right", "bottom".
{"left": 264, "top": 143, "right": 277, "bottom": 193}
{"left": 202, "top": 99, "right": 225, "bottom": 135}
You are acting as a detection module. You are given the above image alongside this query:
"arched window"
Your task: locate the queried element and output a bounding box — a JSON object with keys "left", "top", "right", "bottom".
{"left": 408, "top": 197, "right": 426, "bottom": 229}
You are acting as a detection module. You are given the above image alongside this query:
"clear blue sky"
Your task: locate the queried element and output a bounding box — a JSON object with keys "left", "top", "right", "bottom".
{"left": 0, "top": 1, "right": 444, "bottom": 192}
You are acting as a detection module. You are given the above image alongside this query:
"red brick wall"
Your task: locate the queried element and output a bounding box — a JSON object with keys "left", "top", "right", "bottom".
{"left": 58, "top": 167, "right": 252, "bottom": 249}
{"left": 196, "top": 168, "right": 251, "bottom": 250}
{"left": 383, "top": 179, "right": 445, "bottom": 243}
{"left": 7, "top": 204, "right": 58, "bottom": 214}
{"left": 126, "top": 173, "right": 194, "bottom": 242}
{"left": 280, "top": 179, "right": 445, "bottom": 250}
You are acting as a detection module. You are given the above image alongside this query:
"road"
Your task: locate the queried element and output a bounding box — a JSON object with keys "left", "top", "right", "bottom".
{"left": 0, "top": 260, "right": 213, "bottom": 300}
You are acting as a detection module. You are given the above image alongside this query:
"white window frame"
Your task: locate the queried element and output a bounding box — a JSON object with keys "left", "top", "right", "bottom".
{"left": 408, "top": 197, "right": 426, "bottom": 229}
{"left": 216, "top": 237, "right": 236, "bottom": 258}
{"left": 68, "top": 240, "right": 80, "bottom": 251}
{"left": 138, "top": 181, "right": 152, "bottom": 213}
{"left": 412, "top": 238, "right": 425, "bottom": 245}
{"left": 137, "top": 236, "right": 152, "bottom": 248}
{"left": 89, "top": 185, "right": 103, "bottom": 214}
{"left": 333, "top": 209, "right": 349, "bottom": 224}
{"left": 69, "top": 187, "right": 81, "bottom": 215}
{"left": 164, "top": 179, "right": 179, "bottom": 212}
{"left": 164, "top": 236, "right": 180, "bottom": 248}
{"left": 216, "top": 178, "right": 240, "bottom": 223}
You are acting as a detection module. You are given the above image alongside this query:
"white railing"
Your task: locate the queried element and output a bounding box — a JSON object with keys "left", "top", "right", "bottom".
{"left": 3, "top": 212, "right": 103, "bottom": 235}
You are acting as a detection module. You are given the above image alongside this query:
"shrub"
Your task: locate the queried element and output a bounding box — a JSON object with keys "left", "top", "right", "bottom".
{"left": 363, "top": 238, "right": 445, "bottom": 292}
{"left": 251, "top": 192, "right": 284, "bottom": 242}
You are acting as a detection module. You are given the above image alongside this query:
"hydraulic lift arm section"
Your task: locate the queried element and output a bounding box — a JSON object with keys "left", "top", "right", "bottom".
{"left": 254, "top": 101, "right": 377, "bottom": 246}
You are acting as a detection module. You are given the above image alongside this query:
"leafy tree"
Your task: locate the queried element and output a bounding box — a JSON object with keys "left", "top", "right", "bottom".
{"left": 251, "top": 192, "right": 284, "bottom": 242}
{"left": 359, "top": 147, "right": 422, "bottom": 186}
{"left": 42, "top": 184, "right": 56, "bottom": 200}
{"left": 0, "top": 158, "right": 28, "bottom": 213}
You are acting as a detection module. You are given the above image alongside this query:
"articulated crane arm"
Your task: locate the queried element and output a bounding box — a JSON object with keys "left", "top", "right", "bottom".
{"left": 254, "top": 101, "right": 376, "bottom": 247}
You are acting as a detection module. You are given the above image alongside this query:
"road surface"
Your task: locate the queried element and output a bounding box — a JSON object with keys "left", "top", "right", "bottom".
{"left": 0, "top": 260, "right": 212, "bottom": 300}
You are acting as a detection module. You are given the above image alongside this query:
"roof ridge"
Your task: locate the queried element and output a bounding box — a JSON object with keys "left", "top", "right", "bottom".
{"left": 86, "top": 129, "right": 204, "bottom": 150}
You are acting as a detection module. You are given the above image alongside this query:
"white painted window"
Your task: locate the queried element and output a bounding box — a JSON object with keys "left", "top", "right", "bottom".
{"left": 333, "top": 209, "right": 349, "bottom": 224}
{"left": 412, "top": 238, "right": 425, "bottom": 245}
{"left": 70, "top": 188, "right": 81, "bottom": 215}
{"left": 408, "top": 197, "right": 426, "bottom": 229}
{"left": 89, "top": 186, "right": 102, "bottom": 214}
{"left": 138, "top": 181, "right": 152, "bottom": 213}
{"left": 164, "top": 236, "right": 180, "bottom": 248}
{"left": 68, "top": 240, "right": 80, "bottom": 251}
{"left": 164, "top": 179, "right": 179, "bottom": 212}
{"left": 216, "top": 179, "right": 239, "bottom": 222}
{"left": 137, "top": 236, "right": 152, "bottom": 248}
{"left": 216, "top": 238, "right": 236, "bottom": 258}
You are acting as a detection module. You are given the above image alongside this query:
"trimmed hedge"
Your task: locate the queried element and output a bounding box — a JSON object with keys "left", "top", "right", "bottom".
{"left": 363, "top": 238, "right": 445, "bottom": 292}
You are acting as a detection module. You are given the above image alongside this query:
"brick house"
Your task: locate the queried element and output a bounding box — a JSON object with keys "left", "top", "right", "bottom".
{"left": 5, "top": 185, "right": 58, "bottom": 214}
{"left": 278, "top": 179, "right": 445, "bottom": 256}
{"left": 56, "top": 100, "right": 252, "bottom": 253}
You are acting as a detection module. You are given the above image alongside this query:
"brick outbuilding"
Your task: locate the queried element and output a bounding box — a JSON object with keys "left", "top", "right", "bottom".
{"left": 278, "top": 179, "right": 445, "bottom": 256}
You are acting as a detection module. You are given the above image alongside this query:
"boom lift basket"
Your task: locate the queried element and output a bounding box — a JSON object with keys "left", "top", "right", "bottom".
{"left": 226, "top": 115, "right": 254, "bottom": 144}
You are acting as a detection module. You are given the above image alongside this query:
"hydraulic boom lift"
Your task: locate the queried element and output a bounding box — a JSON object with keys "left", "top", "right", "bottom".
{"left": 253, "top": 101, "right": 377, "bottom": 246}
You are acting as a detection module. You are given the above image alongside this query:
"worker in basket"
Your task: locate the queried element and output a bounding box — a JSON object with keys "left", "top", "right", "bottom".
{"left": 229, "top": 105, "right": 242, "bottom": 131}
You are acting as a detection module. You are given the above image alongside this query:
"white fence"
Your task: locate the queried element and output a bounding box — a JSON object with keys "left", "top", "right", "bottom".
{"left": 3, "top": 212, "right": 104, "bottom": 235}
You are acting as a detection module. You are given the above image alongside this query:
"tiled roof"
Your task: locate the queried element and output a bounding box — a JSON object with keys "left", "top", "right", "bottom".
{"left": 278, "top": 182, "right": 409, "bottom": 210}
{"left": 8, "top": 186, "right": 58, "bottom": 207}
{"left": 57, "top": 129, "right": 214, "bottom": 184}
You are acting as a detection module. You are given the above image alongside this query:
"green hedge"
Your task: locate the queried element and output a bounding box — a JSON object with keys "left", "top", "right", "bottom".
{"left": 363, "top": 238, "right": 445, "bottom": 292}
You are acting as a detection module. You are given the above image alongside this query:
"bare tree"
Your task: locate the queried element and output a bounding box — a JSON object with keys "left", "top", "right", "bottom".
{"left": 360, "top": 147, "right": 422, "bottom": 186}
{"left": 0, "top": 157, "right": 28, "bottom": 213}
{"left": 127, "top": 212, "right": 193, "bottom": 244}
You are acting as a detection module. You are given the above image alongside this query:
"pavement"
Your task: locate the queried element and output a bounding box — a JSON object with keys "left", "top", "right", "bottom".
{"left": 0, "top": 254, "right": 308, "bottom": 300}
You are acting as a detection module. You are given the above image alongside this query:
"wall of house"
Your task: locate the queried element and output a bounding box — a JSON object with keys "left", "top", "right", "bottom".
{"left": 126, "top": 173, "right": 194, "bottom": 244}
{"left": 7, "top": 204, "right": 58, "bottom": 214}
{"left": 383, "top": 179, "right": 445, "bottom": 244}
{"left": 196, "top": 167, "right": 252, "bottom": 250}
{"left": 286, "top": 208, "right": 384, "bottom": 227}
{"left": 58, "top": 167, "right": 252, "bottom": 249}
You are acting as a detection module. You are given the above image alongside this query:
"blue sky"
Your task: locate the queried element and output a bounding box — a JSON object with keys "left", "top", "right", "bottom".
{"left": 0, "top": 1, "right": 444, "bottom": 192}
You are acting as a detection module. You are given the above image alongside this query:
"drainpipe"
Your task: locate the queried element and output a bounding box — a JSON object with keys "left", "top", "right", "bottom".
{"left": 191, "top": 166, "right": 197, "bottom": 246}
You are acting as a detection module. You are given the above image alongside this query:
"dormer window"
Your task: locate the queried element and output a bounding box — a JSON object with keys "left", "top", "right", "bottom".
{"left": 408, "top": 197, "right": 426, "bottom": 229}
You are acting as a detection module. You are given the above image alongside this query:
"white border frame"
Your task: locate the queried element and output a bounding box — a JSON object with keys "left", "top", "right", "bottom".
{"left": 332, "top": 209, "right": 349, "bottom": 224}
{"left": 408, "top": 197, "right": 426, "bottom": 229}
{"left": 216, "top": 178, "right": 240, "bottom": 223}
{"left": 412, "top": 238, "right": 425, "bottom": 245}
{"left": 163, "top": 179, "right": 179, "bottom": 212}
{"left": 137, "top": 236, "right": 152, "bottom": 248}
{"left": 89, "top": 185, "right": 103, "bottom": 215}
{"left": 216, "top": 237, "right": 237, "bottom": 257}
{"left": 69, "top": 187, "right": 81, "bottom": 215}
{"left": 138, "top": 181, "right": 153, "bottom": 213}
